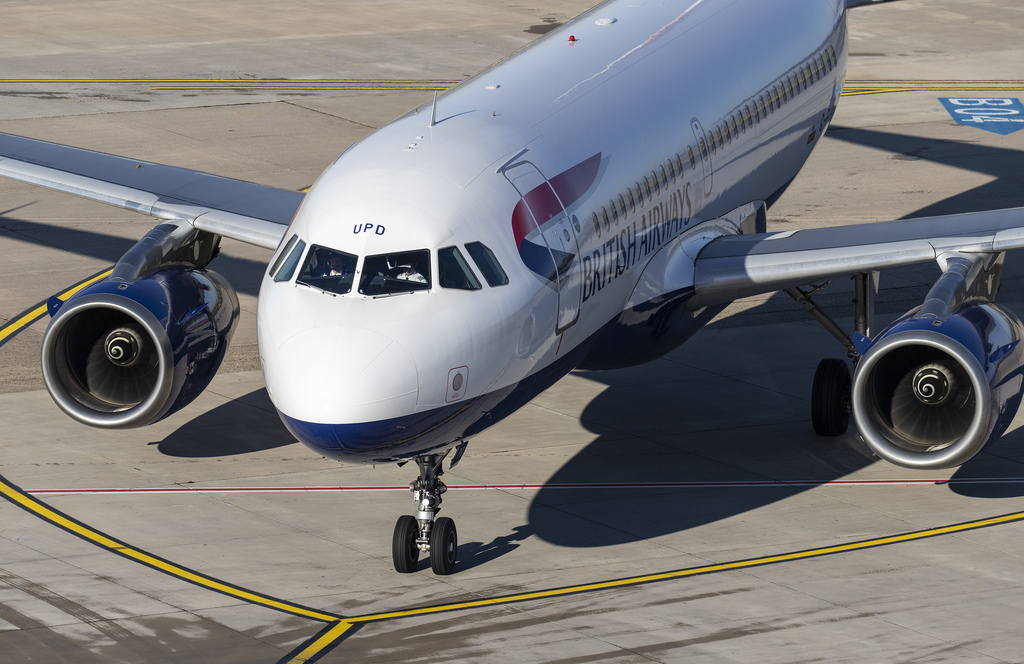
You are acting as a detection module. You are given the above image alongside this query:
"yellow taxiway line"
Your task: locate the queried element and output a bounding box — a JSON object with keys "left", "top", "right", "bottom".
{"left": 0, "top": 474, "right": 341, "bottom": 624}
{"left": 278, "top": 507, "right": 1024, "bottom": 661}
{"left": 0, "top": 267, "right": 113, "bottom": 347}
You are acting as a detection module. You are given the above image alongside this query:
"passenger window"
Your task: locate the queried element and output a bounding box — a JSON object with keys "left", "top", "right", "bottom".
{"left": 358, "top": 250, "right": 431, "bottom": 295}
{"left": 272, "top": 236, "right": 306, "bottom": 283}
{"left": 609, "top": 200, "right": 619, "bottom": 225}
{"left": 601, "top": 206, "right": 611, "bottom": 231}
{"left": 297, "top": 244, "right": 357, "bottom": 294}
{"left": 688, "top": 146, "right": 696, "bottom": 169}
{"left": 592, "top": 212, "right": 602, "bottom": 237}
{"left": 731, "top": 116, "right": 739, "bottom": 137}
{"left": 618, "top": 194, "right": 627, "bottom": 218}
{"left": 465, "top": 241, "right": 509, "bottom": 286}
{"left": 438, "top": 246, "right": 481, "bottom": 290}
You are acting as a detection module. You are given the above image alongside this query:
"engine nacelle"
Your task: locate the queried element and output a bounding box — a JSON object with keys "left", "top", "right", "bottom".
{"left": 851, "top": 302, "right": 1024, "bottom": 469}
{"left": 41, "top": 268, "right": 239, "bottom": 428}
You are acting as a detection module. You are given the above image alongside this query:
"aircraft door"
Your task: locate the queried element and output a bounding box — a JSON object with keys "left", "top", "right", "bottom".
{"left": 691, "top": 118, "right": 713, "bottom": 197}
{"left": 503, "top": 159, "right": 582, "bottom": 333}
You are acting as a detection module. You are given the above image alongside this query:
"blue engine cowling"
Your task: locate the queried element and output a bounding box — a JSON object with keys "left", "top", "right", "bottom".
{"left": 851, "top": 302, "right": 1024, "bottom": 469}
{"left": 41, "top": 268, "right": 239, "bottom": 428}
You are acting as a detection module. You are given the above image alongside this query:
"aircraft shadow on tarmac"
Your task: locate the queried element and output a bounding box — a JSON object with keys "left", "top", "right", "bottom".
{"left": 0, "top": 213, "right": 268, "bottom": 297}
{"left": 525, "top": 358, "right": 875, "bottom": 548}
{"left": 155, "top": 388, "right": 296, "bottom": 457}
{"left": 525, "top": 365, "right": 1024, "bottom": 548}
{"left": 826, "top": 125, "right": 1024, "bottom": 216}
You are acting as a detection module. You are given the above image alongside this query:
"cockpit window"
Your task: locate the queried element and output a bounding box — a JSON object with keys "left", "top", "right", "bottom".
{"left": 438, "top": 246, "right": 481, "bottom": 290}
{"left": 358, "top": 250, "right": 431, "bottom": 295}
{"left": 296, "top": 245, "right": 358, "bottom": 294}
{"left": 271, "top": 235, "right": 306, "bottom": 283}
{"left": 465, "top": 242, "right": 509, "bottom": 287}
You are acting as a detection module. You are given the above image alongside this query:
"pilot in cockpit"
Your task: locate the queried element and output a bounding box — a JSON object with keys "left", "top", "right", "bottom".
{"left": 326, "top": 253, "right": 348, "bottom": 277}
{"left": 391, "top": 256, "right": 427, "bottom": 284}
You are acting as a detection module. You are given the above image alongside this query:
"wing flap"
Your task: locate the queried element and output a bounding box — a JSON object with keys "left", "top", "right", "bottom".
{"left": 0, "top": 132, "right": 303, "bottom": 250}
{"left": 690, "top": 207, "right": 1024, "bottom": 308}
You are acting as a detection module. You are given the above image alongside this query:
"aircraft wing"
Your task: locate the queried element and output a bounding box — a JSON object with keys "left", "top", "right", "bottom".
{"left": 0, "top": 132, "right": 302, "bottom": 250}
{"left": 689, "top": 206, "right": 1024, "bottom": 308}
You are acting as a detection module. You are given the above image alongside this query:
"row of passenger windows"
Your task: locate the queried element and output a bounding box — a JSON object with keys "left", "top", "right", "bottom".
{"left": 706, "top": 44, "right": 838, "bottom": 157}
{"left": 269, "top": 236, "right": 508, "bottom": 296}
{"left": 589, "top": 43, "right": 838, "bottom": 239}
{"left": 592, "top": 148, "right": 697, "bottom": 238}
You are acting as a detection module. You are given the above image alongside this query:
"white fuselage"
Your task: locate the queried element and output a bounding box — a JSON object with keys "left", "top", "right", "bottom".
{"left": 257, "top": 0, "right": 848, "bottom": 462}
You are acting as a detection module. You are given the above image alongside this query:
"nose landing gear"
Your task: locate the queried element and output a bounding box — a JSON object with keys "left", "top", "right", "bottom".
{"left": 392, "top": 452, "right": 458, "bottom": 575}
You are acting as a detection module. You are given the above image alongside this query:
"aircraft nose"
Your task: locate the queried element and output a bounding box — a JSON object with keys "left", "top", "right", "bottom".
{"left": 266, "top": 327, "right": 419, "bottom": 424}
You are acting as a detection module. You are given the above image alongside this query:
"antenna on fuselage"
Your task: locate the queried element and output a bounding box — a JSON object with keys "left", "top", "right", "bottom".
{"left": 429, "top": 91, "right": 438, "bottom": 127}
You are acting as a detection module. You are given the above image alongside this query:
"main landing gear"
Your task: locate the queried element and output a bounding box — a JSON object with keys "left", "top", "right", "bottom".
{"left": 786, "top": 272, "right": 876, "bottom": 438}
{"left": 392, "top": 450, "right": 460, "bottom": 575}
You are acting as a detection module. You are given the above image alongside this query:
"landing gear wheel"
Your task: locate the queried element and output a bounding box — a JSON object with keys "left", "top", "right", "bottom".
{"left": 429, "top": 517, "right": 458, "bottom": 576}
{"left": 812, "top": 358, "right": 851, "bottom": 436}
{"left": 392, "top": 515, "right": 420, "bottom": 573}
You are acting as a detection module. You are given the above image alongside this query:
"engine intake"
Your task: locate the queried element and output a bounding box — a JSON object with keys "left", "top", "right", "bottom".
{"left": 42, "top": 268, "right": 238, "bottom": 428}
{"left": 852, "top": 304, "right": 1024, "bottom": 469}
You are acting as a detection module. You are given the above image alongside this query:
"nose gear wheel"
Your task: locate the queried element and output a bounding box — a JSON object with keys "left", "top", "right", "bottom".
{"left": 392, "top": 452, "right": 459, "bottom": 575}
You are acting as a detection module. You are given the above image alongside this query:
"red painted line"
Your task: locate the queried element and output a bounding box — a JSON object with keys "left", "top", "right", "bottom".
{"left": 23, "top": 477, "right": 1024, "bottom": 496}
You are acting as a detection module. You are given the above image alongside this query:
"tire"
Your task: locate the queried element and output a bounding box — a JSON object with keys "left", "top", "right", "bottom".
{"left": 392, "top": 515, "right": 419, "bottom": 573}
{"left": 812, "top": 358, "right": 851, "bottom": 436}
{"left": 429, "top": 517, "right": 458, "bottom": 575}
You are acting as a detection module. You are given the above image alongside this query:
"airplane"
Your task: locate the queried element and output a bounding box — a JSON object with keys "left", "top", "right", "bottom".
{"left": 1, "top": 0, "right": 1022, "bottom": 576}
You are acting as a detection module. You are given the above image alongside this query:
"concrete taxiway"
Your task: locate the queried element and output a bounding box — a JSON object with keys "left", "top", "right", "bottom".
{"left": 2, "top": 1, "right": 1024, "bottom": 661}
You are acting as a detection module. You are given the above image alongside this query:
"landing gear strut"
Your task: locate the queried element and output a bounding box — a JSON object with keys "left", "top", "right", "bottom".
{"left": 391, "top": 452, "right": 458, "bottom": 575}
{"left": 788, "top": 272, "right": 877, "bottom": 438}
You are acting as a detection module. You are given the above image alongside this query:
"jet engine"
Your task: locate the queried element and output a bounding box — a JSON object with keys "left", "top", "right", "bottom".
{"left": 851, "top": 272, "right": 1024, "bottom": 469}
{"left": 41, "top": 222, "right": 239, "bottom": 428}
